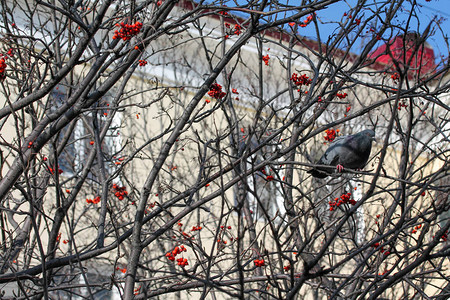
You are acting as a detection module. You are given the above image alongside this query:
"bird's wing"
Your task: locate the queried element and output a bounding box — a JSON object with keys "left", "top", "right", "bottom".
{"left": 309, "top": 131, "right": 374, "bottom": 178}
{"left": 317, "top": 135, "right": 351, "bottom": 165}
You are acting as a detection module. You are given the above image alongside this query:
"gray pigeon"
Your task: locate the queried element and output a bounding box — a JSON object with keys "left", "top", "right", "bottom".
{"left": 308, "top": 129, "right": 375, "bottom": 178}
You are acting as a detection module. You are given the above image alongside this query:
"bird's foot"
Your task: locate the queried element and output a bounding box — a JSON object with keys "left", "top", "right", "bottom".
{"left": 336, "top": 164, "right": 344, "bottom": 172}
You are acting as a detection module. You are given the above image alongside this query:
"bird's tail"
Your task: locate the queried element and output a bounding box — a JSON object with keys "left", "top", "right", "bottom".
{"left": 307, "top": 168, "right": 328, "bottom": 179}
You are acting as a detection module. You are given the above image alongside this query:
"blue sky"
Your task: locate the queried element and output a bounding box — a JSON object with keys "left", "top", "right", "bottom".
{"left": 227, "top": 0, "right": 449, "bottom": 64}
{"left": 294, "top": 0, "right": 449, "bottom": 63}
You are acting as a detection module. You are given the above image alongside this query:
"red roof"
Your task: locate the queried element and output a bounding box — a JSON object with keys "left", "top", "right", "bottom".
{"left": 369, "top": 34, "right": 436, "bottom": 76}
{"left": 178, "top": 2, "right": 435, "bottom": 77}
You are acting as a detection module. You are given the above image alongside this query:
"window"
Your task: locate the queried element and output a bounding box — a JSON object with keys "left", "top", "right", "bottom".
{"left": 237, "top": 133, "right": 285, "bottom": 221}
{"left": 49, "top": 85, "right": 121, "bottom": 180}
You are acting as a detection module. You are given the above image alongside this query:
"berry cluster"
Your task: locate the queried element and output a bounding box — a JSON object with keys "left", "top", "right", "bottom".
{"left": 398, "top": 101, "right": 408, "bottom": 110}
{"left": 112, "top": 184, "right": 128, "bottom": 200}
{"left": 138, "top": 59, "right": 147, "bottom": 66}
{"left": 378, "top": 269, "right": 388, "bottom": 276}
{"left": 165, "top": 245, "right": 188, "bottom": 266}
{"left": 216, "top": 225, "right": 235, "bottom": 248}
{"left": 112, "top": 22, "right": 143, "bottom": 41}
{"left": 143, "top": 201, "right": 157, "bottom": 214}
{"left": 234, "top": 24, "right": 242, "bottom": 35}
{"left": 262, "top": 54, "right": 270, "bottom": 66}
{"left": 48, "top": 167, "right": 63, "bottom": 175}
{"left": 176, "top": 222, "right": 194, "bottom": 239}
{"left": 217, "top": 238, "right": 228, "bottom": 245}
{"left": 218, "top": 6, "right": 228, "bottom": 15}
{"left": 441, "top": 231, "right": 448, "bottom": 242}
{"left": 375, "top": 214, "right": 381, "bottom": 224}
{"left": 116, "top": 267, "right": 127, "bottom": 273}
{"left": 391, "top": 72, "right": 399, "bottom": 81}
{"left": 254, "top": 259, "right": 265, "bottom": 267}
{"left": 290, "top": 73, "right": 312, "bottom": 91}
{"left": 207, "top": 83, "right": 226, "bottom": 100}
{"left": 0, "top": 57, "right": 7, "bottom": 80}
{"left": 134, "top": 286, "right": 141, "bottom": 295}
{"left": 299, "top": 14, "right": 314, "bottom": 27}
{"left": 324, "top": 129, "right": 337, "bottom": 142}
{"left": 113, "top": 157, "right": 124, "bottom": 165}
{"left": 336, "top": 92, "right": 348, "bottom": 99}
{"left": 191, "top": 225, "right": 202, "bottom": 231}
{"left": 86, "top": 196, "right": 101, "bottom": 204}
{"left": 225, "top": 23, "right": 242, "bottom": 39}
{"left": 344, "top": 106, "right": 351, "bottom": 117}
{"left": 434, "top": 230, "right": 448, "bottom": 242}
{"left": 411, "top": 224, "right": 422, "bottom": 234}
{"left": 329, "top": 192, "right": 356, "bottom": 211}
{"left": 343, "top": 12, "right": 361, "bottom": 26}
{"left": 371, "top": 242, "right": 390, "bottom": 256}
{"left": 176, "top": 257, "right": 189, "bottom": 267}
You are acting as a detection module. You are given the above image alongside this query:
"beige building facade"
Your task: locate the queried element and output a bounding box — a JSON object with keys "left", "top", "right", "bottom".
{"left": 0, "top": 1, "right": 449, "bottom": 299}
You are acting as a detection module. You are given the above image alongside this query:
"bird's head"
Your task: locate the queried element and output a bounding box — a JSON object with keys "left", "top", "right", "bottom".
{"left": 361, "top": 129, "right": 376, "bottom": 141}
